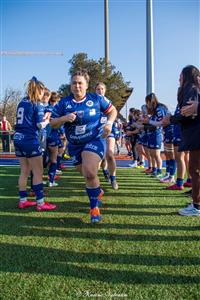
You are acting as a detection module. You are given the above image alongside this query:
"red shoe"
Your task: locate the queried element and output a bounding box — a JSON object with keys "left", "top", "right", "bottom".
{"left": 145, "top": 168, "right": 152, "bottom": 174}
{"left": 48, "top": 175, "right": 60, "bottom": 181}
{"left": 18, "top": 200, "right": 37, "bottom": 209}
{"left": 36, "top": 202, "right": 57, "bottom": 211}
{"left": 166, "top": 184, "right": 184, "bottom": 190}
{"left": 183, "top": 182, "right": 192, "bottom": 188}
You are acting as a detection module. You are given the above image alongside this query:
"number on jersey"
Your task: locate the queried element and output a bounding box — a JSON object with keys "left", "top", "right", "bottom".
{"left": 17, "top": 107, "right": 24, "bottom": 124}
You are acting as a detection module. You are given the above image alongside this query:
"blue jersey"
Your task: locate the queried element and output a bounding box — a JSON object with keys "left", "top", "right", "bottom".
{"left": 173, "top": 105, "right": 182, "bottom": 144}
{"left": 15, "top": 97, "right": 44, "bottom": 139}
{"left": 51, "top": 93, "right": 112, "bottom": 145}
{"left": 149, "top": 104, "right": 167, "bottom": 123}
{"left": 99, "top": 113, "right": 119, "bottom": 139}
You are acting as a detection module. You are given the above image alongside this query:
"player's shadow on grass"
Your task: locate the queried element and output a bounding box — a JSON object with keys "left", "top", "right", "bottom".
{"left": 0, "top": 215, "right": 199, "bottom": 241}
{"left": 1, "top": 214, "right": 199, "bottom": 232}
{"left": 0, "top": 243, "right": 200, "bottom": 284}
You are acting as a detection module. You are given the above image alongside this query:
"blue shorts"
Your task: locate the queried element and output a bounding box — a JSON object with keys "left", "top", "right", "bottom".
{"left": 68, "top": 138, "right": 106, "bottom": 166}
{"left": 147, "top": 131, "right": 162, "bottom": 149}
{"left": 14, "top": 138, "right": 42, "bottom": 158}
{"left": 138, "top": 132, "right": 148, "bottom": 146}
{"left": 164, "top": 126, "right": 174, "bottom": 144}
{"left": 173, "top": 126, "right": 182, "bottom": 146}
{"left": 47, "top": 136, "right": 61, "bottom": 147}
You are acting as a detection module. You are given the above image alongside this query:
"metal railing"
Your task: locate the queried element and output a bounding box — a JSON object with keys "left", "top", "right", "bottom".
{"left": 0, "top": 130, "right": 15, "bottom": 154}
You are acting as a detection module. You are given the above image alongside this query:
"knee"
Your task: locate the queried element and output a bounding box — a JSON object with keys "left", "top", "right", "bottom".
{"left": 83, "top": 168, "right": 96, "bottom": 181}
{"left": 106, "top": 153, "right": 113, "bottom": 162}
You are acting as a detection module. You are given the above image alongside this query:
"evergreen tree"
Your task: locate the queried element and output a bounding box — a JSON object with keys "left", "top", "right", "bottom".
{"left": 58, "top": 53, "right": 132, "bottom": 111}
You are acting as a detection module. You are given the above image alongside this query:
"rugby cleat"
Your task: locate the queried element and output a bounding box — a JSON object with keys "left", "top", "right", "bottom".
{"left": 166, "top": 184, "right": 184, "bottom": 190}
{"left": 111, "top": 180, "right": 119, "bottom": 190}
{"left": 183, "top": 182, "right": 192, "bottom": 188}
{"left": 90, "top": 207, "right": 101, "bottom": 224}
{"left": 49, "top": 182, "right": 58, "bottom": 187}
{"left": 18, "top": 200, "right": 36, "bottom": 209}
{"left": 37, "top": 202, "right": 57, "bottom": 211}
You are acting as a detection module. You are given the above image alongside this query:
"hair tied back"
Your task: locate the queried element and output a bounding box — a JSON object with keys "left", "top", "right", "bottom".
{"left": 31, "top": 76, "right": 38, "bottom": 83}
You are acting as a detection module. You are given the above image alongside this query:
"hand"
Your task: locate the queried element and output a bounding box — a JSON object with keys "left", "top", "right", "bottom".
{"left": 142, "top": 116, "right": 149, "bottom": 124}
{"left": 102, "top": 124, "right": 112, "bottom": 138}
{"left": 126, "top": 131, "right": 132, "bottom": 136}
{"left": 162, "top": 115, "right": 170, "bottom": 126}
{"left": 181, "top": 100, "right": 198, "bottom": 117}
{"left": 64, "top": 112, "right": 77, "bottom": 123}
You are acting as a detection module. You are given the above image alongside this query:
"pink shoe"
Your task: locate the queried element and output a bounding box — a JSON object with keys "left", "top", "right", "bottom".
{"left": 18, "top": 200, "right": 37, "bottom": 209}
{"left": 166, "top": 184, "right": 184, "bottom": 190}
{"left": 183, "top": 182, "right": 192, "bottom": 188}
{"left": 36, "top": 202, "right": 57, "bottom": 211}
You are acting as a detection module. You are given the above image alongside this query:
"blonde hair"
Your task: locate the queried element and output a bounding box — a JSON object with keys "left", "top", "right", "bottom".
{"left": 95, "top": 82, "right": 106, "bottom": 91}
{"left": 27, "top": 77, "right": 45, "bottom": 103}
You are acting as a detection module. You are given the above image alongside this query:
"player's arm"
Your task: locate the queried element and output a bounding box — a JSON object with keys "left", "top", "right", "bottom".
{"left": 102, "top": 105, "right": 117, "bottom": 138}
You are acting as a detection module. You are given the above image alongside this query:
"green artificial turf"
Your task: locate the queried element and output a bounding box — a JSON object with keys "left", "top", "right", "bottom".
{"left": 0, "top": 166, "right": 200, "bottom": 300}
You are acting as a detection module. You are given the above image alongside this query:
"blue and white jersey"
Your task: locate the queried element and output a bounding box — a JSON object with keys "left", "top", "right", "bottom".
{"left": 51, "top": 93, "right": 112, "bottom": 145}
{"left": 149, "top": 104, "right": 167, "bottom": 134}
{"left": 15, "top": 97, "right": 44, "bottom": 140}
{"left": 100, "top": 113, "right": 119, "bottom": 139}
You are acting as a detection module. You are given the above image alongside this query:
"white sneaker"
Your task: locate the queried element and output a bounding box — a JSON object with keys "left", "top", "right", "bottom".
{"left": 178, "top": 204, "right": 200, "bottom": 216}
{"left": 111, "top": 180, "right": 119, "bottom": 190}
{"left": 160, "top": 176, "right": 175, "bottom": 183}
{"left": 56, "top": 169, "right": 62, "bottom": 175}
{"left": 49, "top": 182, "right": 58, "bottom": 187}
{"left": 160, "top": 173, "right": 169, "bottom": 181}
{"left": 129, "top": 162, "right": 137, "bottom": 168}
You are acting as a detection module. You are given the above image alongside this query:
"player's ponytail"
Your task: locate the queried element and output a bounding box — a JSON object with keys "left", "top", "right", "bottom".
{"left": 27, "top": 76, "right": 45, "bottom": 103}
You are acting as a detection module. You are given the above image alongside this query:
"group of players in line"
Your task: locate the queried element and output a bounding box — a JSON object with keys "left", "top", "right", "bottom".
{"left": 13, "top": 65, "right": 200, "bottom": 222}
{"left": 123, "top": 98, "right": 191, "bottom": 192}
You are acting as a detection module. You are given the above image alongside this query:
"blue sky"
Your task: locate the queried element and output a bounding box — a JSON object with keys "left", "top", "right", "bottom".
{"left": 1, "top": 0, "right": 199, "bottom": 117}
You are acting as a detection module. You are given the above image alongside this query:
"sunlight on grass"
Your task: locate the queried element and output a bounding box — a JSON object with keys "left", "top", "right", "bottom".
{"left": 0, "top": 166, "right": 200, "bottom": 299}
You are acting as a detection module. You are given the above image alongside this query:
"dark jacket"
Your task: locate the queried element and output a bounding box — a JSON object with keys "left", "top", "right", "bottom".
{"left": 170, "top": 84, "right": 200, "bottom": 151}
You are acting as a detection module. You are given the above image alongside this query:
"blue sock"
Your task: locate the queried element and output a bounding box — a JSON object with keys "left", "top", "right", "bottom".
{"left": 166, "top": 160, "right": 170, "bottom": 174}
{"left": 110, "top": 175, "right": 116, "bottom": 182}
{"left": 48, "top": 162, "right": 57, "bottom": 183}
{"left": 86, "top": 186, "right": 101, "bottom": 209}
{"left": 176, "top": 178, "right": 184, "bottom": 187}
{"left": 103, "top": 169, "right": 109, "bottom": 176}
{"left": 169, "top": 159, "right": 176, "bottom": 176}
{"left": 32, "top": 183, "right": 44, "bottom": 204}
{"left": 57, "top": 155, "right": 62, "bottom": 170}
{"left": 19, "top": 191, "right": 27, "bottom": 202}
{"left": 186, "top": 178, "right": 192, "bottom": 183}
{"left": 152, "top": 167, "right": 157, "bottom": 174}
{"left": 157, "top": 168, "right": 162, "bottom": 175}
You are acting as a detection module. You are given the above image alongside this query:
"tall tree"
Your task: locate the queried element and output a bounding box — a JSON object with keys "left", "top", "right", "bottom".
{"left": 58, "top": 53, "right": 132, "bottom": 111}
{"left": 0, "top": 88, "right": 21, "bottom": 127}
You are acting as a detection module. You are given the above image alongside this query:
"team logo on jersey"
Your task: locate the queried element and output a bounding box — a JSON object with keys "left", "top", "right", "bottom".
{"left": 89, "top": 109, "right": 96, "bottom": 116}
{"left": 66, "top": 104, "right": 72, "bottom": 109}
{"left": 86, "top": 100, "right": 93, "bottom": 107}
